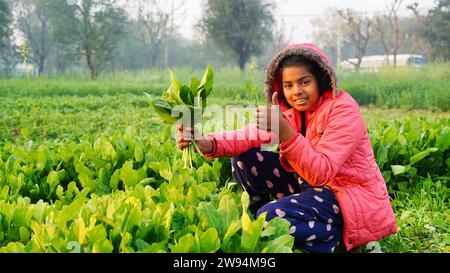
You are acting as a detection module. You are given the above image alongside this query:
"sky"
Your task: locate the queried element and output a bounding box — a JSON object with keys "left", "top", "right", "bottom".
{"left": 125, "top": 0, "right": 437, "bottom": 43}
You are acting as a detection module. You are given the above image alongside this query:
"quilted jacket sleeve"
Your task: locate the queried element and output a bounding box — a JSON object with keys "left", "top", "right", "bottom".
{"left": 203, "top": 124, "right": 277, "bottom": 158}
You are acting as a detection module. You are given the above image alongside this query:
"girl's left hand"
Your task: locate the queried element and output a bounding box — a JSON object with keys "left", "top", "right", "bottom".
{"left": 256, "top": 92, "right": 295, "bottom": 142}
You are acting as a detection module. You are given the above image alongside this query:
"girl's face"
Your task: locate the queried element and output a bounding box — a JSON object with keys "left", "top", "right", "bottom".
{"left": 281, "top": 66, "right": 320, "bottom": 112}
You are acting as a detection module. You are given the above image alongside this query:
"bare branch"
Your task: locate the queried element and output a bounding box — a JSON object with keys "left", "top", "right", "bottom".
{"left": 337, "top": 8, "right": 372, "bottom": 70}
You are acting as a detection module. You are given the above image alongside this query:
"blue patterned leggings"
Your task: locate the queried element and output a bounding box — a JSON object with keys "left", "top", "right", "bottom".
{"left": 232, "top": 148, "right": 343, "bottom": 253}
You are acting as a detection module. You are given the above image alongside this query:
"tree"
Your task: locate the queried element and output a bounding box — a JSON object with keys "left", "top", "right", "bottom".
{"left": 260, "top": 17, "right": 293, "bottom": 66}
{"left": 14, "top": 0, "right": 51, "bottom": 76}
{"left": 135, "top": 1, "right": 169, "bottom": 68}
{"left": 199, "top": 0, "right": 275, "bottom": 71}
{"left": 418, "top": 0, "right": 450, "bottom": 61}
{"left": 0, "top": 0, "right": 15, "bottom": 74}
{"left": 337, "top": 9, "right": 372, "bottom": 71}
{"left": 163, "top": 0, "right": 187, "bottom": 68}
{"left": 374, "top": 0, "right": 406, "bottom": 67}
{"left": 0, "top": 0, "right": 10, "bottom": 48}
{"left": 47, "top": 0, "right": 127, "bottom": 79}
{"left": 405, "top": 3, "right": 433, "bottom": 59}
{"left": 311, "top": 8, "right": 353, "bottom": 65}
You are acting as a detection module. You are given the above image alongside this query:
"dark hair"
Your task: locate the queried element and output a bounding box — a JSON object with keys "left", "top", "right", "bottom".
{"left": 279, "top": 55, "right": 332, "bottom": 95}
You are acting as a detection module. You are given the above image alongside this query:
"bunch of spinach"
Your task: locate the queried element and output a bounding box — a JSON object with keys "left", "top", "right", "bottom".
{"left": 145, "top": 65, "right": 214, "bottom": 169}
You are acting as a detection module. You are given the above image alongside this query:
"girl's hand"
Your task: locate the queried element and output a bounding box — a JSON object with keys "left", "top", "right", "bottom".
{"left": 177, "top": 123, "right": 213, "bottom": 154}
{"left": 256, "top": 92, "right": 295, "bottom": 143}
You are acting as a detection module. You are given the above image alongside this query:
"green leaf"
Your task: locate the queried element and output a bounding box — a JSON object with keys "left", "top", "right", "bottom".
{"left": 0, "top": 242, "right": 26, "bottom": 253}
{"left": 262, "top": 235, "right": 294, "bottom": 253}
{"left": 190, "top": 77, "right": 200, "bottom": 98}
{"left": 92, "top": 238, "right": 114, "bottom": 253}
{"left": 179, "top": 85, "right": 193, "bottom": 105}
{"left": 159, "top": 161, "right": 173, "bottom": 181}
{"left": 110, "top": 169, "right": 120, "bottom": 190}
{"left": 148, "top": 97, "right": 179, "bottom": 124}
{"left": 376, "top": 145, "right": 388, "bottom": 166}
{"left": 261, "top": 217, "right": 291, "bottom": 239}
{"left": 391, "top": 165, "right": 410, "bottom": 176}
{"left": 240, "top": 211, "right": 266, "bottom": 253}
{"left": 241, "top": 191, "right": 250, "bottom": 212}
{"left": 135, "top": 240, "right": 167, "bottom": 253}
{"left": 74, "top": 216, "right": 87, "bottom": 245}
{"left": 171, "top": 233, "right": 195, "bottom": 253}
{"left": 221, "top": 220, "right": 241, "bottom": 252}
{"left": 46, "top": 170, "right": 62, "bottom": 190}
{"left": 200, "top": 228, "right": 221, "bottom": 253}
{"left": 198, "top": 65, "right": 214, "bottom": 100}
{"left": 87, "top": 225, "right": 107, "bottom": 243}
{"left": 134, "top": 144, "right": 144, "bottom": 163}
{"left": 218, "top": 194, "right": 240, "bottom": 235}
{"left": 166, "top": 69, "right": 183, "bottom": 104}
{"left": 119, "top": 161, "right": 139, "bottom": 187}
{"left": 153, "top": 203, "right": 174, "bottom": 242}
{"left": 409, "top": 148, "right": 439, "bottom": 165}
{"left": 19, "top": 227, "right": 30, "bottom": 242}
{"left": 94, "top": 137, "right": 117, "bottom": 162}
{"left": 197, "top": 202, "right": 224, "bottom": 234}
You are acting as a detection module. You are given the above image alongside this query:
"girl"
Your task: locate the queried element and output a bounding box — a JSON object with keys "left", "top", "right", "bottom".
{"left": 177, "top": 43, "right": 397, "bottom": 253}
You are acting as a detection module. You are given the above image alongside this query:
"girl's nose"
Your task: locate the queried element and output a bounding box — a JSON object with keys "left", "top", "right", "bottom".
{"left": 293, "top": 84, "right": 304, "bottom": 95}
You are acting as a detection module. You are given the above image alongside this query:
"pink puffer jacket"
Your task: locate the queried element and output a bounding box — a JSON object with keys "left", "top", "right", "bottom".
{"left": 204, "top": 44, "right": 397, "bottom": 250}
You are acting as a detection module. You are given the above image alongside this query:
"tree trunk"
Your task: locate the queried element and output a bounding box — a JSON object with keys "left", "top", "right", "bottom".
{"left": 238, "top": 54, "right": 246, "bottom": 72}
{"left": 85, "top": 46, "right": 97, "bottom": 79}
{"left": 393, "top": 53, "right": 397, "bottom": 68}
{"left": 38, "top": 57, "right": 45, "bottom": 76}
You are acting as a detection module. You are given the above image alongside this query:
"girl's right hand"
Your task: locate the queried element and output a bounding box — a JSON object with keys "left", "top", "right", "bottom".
{"left": 176, "top": 123, "right": 214, "bottom": 154}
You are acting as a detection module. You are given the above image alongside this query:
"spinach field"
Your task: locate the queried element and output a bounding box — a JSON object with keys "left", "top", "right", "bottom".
{"left": 0, "top": 65, "right": 448, "bottom": 253}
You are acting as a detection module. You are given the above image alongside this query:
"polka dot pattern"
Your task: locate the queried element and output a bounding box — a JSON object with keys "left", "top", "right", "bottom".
{"left": 275, "top": 208, "right": 286, "bottom": 217}
{"left": 288, "top": 184, "right": 295, "bottom": 193}
{"left": 251, "top": 166, "right": 258, "bottom": 176}
{"left": 232, "top": 148, "right": 342, "bottom": 253}
{"left": 256, "top": 152, "right": 264, "bottom": 162}
{"left": 237, "top": 161, "right": 245, "bottom": 170}
{"left": 332, "top": 204, "right": 340, "bottom": 214}
{"left": 314, "top": 195, "right": 324, "bottom": 202}
{"left": 289, "top": 225, "right": 297, "bottom": 234}
{"left": 273, "top": 168, "right": 280, "bottom": 177}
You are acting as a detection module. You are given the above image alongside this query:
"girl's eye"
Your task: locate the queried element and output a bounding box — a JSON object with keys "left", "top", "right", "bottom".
{"left": 300, "top": 80, "right": 310, "bottom": 86}
{"left": 284, "top": 85, "right": 292, "bottom": 89}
